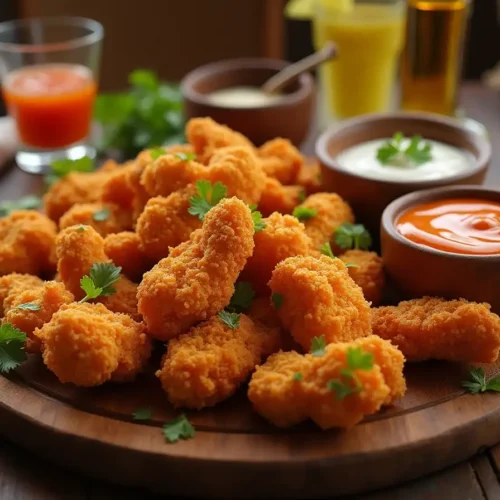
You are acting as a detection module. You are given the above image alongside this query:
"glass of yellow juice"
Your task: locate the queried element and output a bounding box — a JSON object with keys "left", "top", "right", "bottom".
{"left": 313, "top": 0, "right": 406, "bottom": 121}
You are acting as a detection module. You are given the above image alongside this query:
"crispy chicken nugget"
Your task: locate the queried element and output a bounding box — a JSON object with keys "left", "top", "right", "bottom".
{"left": 156, "top": 314, "right": 281, "bottom": 409}
{"left": 137, "top": 197, "right": 255, "bottom": 340}
{"left": 134, "top": 144, "right": 195, "bottom": 170}
{"left": 0, "top": 273, "right": 44, "bottom": 317}
{"left": 298, "top": 193, "right": 354, "bottom": 250}
{"left": 257, "top": 138, "right": 303, "bottom": 185}
{"left": 4, "top": 281, "right": 74, "bottom": 353}
{"left": 296, "top": 158, "right": 322, "bottom": 195}
{"left": 59, "top": 202, "right": 133, "bottom": 237}
{"left": 103, "top": 232, "right": 152, "bottom": 282}
{"left": 371, "top": 297, "right": 500, "bottom": 363}
{"left": 269, "top": 255, "right": 371, "bottom": 350}
{"left": 35, "top": 303, "right": 151, "bottom": 387}
{"left": 340, "top": 250, "right": 385, "bottom": 306}
{"left": 248, "top": 336, "right": 405, "bottom": 429}
{"left": 186, "top": 117, "right": 254, "bottom": 164}
{"left": 0, "top": 211, "right": 57, "bottom": 276}
{"left": 240, "top": 213, "right": 312, "bottom": 294}
{"left": 136, "top": 186, "right": 202, "bottom": 262}
{"left": 258, "top": 177, "right": 303, "bottom": 217}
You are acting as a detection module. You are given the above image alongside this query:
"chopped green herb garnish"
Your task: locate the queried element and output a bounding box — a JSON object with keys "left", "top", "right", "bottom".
{"left": 75, "top": 225, "right": 87, "bottom": 232}
{"left": 188, "top": 180, "right": 227, "bottom": 221}
{"left": 14, "top": 303, "right": 41, "bottom": 312}
{"left": 45, "top": 156, "right": 94, "bottom": 186}
{"left": 174, "top": 152, "right": 196, "bottom": 162}
{"left": 0, "top": 323, "right": 27, "bottom": 373}
{"left": 218, "top": 310, "right": 241, "bottom": 329}
{"left": 293, "top": 206, "right": 317, "bottom": 222}
{"left": 132, "top": 407, "right": 153, "bottom": 421}
{"left": 271, "top": 292, "right": 284, "bottom": 310}
{"left": 0, "top": 195, "right": 42, "bottom": 217}
{"left": 162, "top": 414, "right": 196, "bottom": 443}
{"left": 376, "top": 132, "right": 432, "bottom": 166}
{"left": 334, "top": 223, "right": 372, "bottom": 250}
{"left": 251, "top": 210, "right": 266, "bottom": 233}
{"left": 149, "top": 148, "right": 167, "bottom": 160}
{"left": 462, "top": 367, "right": 500, "bottom": 394}
{"left": 292, "top": 372, "right": 303, "bottom": 381}
{"left": 310, "top": 335, "right": 326, "bottom": 357}
{"left": 79, "top": 263, "right": 122, "bottom": 303}
{"left": 92, "top": 208, "right": 110, "bottom": 222}
{"left": 228, "top": 282, "right": 255, "bottom": 313}
{"left": 320, "top": 242, "right": 335, "bottom": 258}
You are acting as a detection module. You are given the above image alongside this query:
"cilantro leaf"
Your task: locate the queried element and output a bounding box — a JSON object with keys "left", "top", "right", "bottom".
{"left": 461, "top": 367, "right": 500, "bottom": 394}
{"left": 251, "top": 210, "right": 266, "bottom": 233}
{"left": 188, "top": 180, "right": 227, "bottom": 221}
{"left": 404, "top": 135, "right": 433, "bottom": 165}
{"left": 320, "top": 242, "right": 335, "bottom": 258}
{"left": 51, "top": 156, "right": 94, "bottom": 178}
{"left": 79, "top": 276, "right": 103, "bottom": 302}
{"left": 376, "top": 132, "right": 432, "bottom": 167}
{"left": 293, "top": 206, "right": 317, "bottom": 222}
{"left": 0, "top": 195, "right": 42, "bottom": 217}
{"left": 163, "top": 414, "right": 196, "bottom": 443}
{"left": 92, "top": 208, "right": 110, "bottom": 222}
{"left": 75, "top": 225, "right": 87, "bottom": 232}
{"left": 292, "top": 372, "right": 303, "bottom": 381}
{"left": 15, "top": 303, "right": 41, "bottom": 312}
{"left": 310, "top": 335, "right": 326, "bottom": 357}
{"left": 271, "top": 292, "right": 284, "bottom": 310}
{"left": 0, "top": 323, "right": 27, "bottom": 373}
{"left": 174, "top": 152, "right": 196, "bottom": 162}
{"left": 132, "top": 407, "right": 153, "bottom": 421}
{"left": 327, "top": 379, "right": 357, "bottom": 400}
{"left": 228, "top": 282, "right": 255, "bottom": 313}
{"left": 79, "top": 263, "right": 122, "bottom": 303}
{"left": 347, "top": 347, "right": 374, "bottom": 371}
{"left": 149, "top": 148, "right": 167, "bottom": 160}
{"left": 218, "top": 310, "right": 241, "bottom": 329}
{"left": 334, "top": 223, "right": 372, "bottom": 250}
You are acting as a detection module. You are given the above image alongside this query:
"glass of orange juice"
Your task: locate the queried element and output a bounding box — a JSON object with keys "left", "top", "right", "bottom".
{"left": 0, "top": 17, "right": 103, "bottom": 173}
{"left": 313, "top": 0, "right": 406, "bottom": 123}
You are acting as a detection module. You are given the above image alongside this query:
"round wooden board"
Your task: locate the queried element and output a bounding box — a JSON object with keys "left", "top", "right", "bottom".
{"left": 1, "top": 355, "right": 500, "bottom": 498}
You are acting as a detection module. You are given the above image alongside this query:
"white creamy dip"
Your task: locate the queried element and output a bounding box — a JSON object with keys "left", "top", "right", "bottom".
{"left": 207, "top": 86, "right": 283, "bottom": 108}
{"left": 335, "top": 138, "right": 475, "bottom": 182}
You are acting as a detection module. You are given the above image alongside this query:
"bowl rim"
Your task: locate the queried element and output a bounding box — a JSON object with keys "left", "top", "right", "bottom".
{"left": 381, "top": 185, "right": 500, "bottom": 261}
{"left": 316, "top": 111, "right": 492, "bottom": 187}
{"left": 180, "top": 57, "right": 314, "bottom": 110}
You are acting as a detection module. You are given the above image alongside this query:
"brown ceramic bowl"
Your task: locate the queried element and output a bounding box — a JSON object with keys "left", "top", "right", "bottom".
{"left": 316, "top": 112, "right": 491, "bottom": 237}
{"left": 181, "top": 58, "right": 315, "bottom": 146}
{"left": 381, "top": 185, "right": 500, "bottom": 313}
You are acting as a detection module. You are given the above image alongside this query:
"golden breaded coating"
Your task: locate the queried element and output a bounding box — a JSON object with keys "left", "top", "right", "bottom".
{"left": 257, "top": 138, "right": 303, "bottom": 185}
{"left": 103, "top": 232, "right": 152, "bottom": 282}
{"left": 99, "top": 277, "right": 141, "bottom": 322}
{"left": 59, "top": 202, "right": 133, "bottom": 237}
{"left": 340, "top": 250, "right": 385, "bottom": 306}
{"left": 186, "top": 117, "right": 254, "bottom": 164}
{"left": 4, "top": 281, "right": 74, "bottom": 353}
{"left": 156, "top": 314, "right": 281, "bottom": 409}
{"left": 371, "top": 297, "right": 500, "bottom": 363}
{"left": 0, "top": 211, "right": 57, "bottom": 276}
{"left": 298, "top": 193, "right": 354, "bottom": 250}
{"left": 44, "top": 166, "right": 118, "bottom": 222}
{"left": 207, "top": 146, "right": 266, "bottom": 205}
{"left": 134, "top": 144, "right": 195, "bottom": 170}
{"left": 35, "top": 303, "right": 151, "bottom": 387}
{"left": 248, "top": 336, "right": 405, "bottom": 429}
{"left": 269, "top": 255, "right": 371, "bottom": 350}
{"left": 296, "top": 158, "right": 322, "bottom": 195}
{"left": 240, "top": 213, "right": 312, "bottom": 294}
{"left": 137, "top": 198, "right": 255, "bottom": 340}
{"left": 136, "top": 186, "right": 201, "bottom": 262}
{"left": 258, "top": 177, "right": 303, "bottom": 217}
{"left": 0, "top": 273, "right": 44, "bottom": 317}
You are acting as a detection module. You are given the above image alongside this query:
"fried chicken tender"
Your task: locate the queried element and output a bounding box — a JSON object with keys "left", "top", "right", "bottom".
{"left": 371, "top": 297, "right": 500, "bottom": 363}
{"left": 340, "top": 250, "right": 385, "bottom": 306}
{"left": 103, "top": 232, "right": 152, "bottom": 282}
{"left": 296, "top": 158, "right": 322, "bottom": 195}
{"left": 59, "top": 202, "right": 133, "bottom": 237}
{"left": 258, "top": 177, "right": 303, "bottom": 217}
{"left": 156, "top": 314, "right": 282, "bottom": 409}
{"left": 257, "top": 138, "right": 303, "bottom": 185}
{"left": 138, "top": 198, "right": 255, "bottom": 340}
{"left": 240, "top": 213, "right": 312, "bottom": 294}
{"left": 0, "top": 211, "right": 57, "bottom": 276}
{"left": 44, "top": 164, "right": 118, "bottom": 222}
{"left": 0, "top": 273, "right": 44, "bottom": 317}
{"left": 298, "top": 193, "right": 354, "bottom": 250}
{"left": 269, "top": 255, "right": 371, "bottom": 350}
{"left": 4, "top": 281, "right": 74, "bottom": 353}
{"left": 248, "top": 336, "right": 405, "bottom": 429}
{"left": 35, "top": 303, "right": 151, "bottom": 387}
{"left": 136, "top": 186, "right": 202, "bottom": 262}
{"left": 186, "top": 117, "right": 253, "bottom": 164}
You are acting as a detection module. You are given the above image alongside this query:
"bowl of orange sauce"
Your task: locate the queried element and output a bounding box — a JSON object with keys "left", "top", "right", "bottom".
{"left": 381, "top": 186, "right": 500, "bottom": 313}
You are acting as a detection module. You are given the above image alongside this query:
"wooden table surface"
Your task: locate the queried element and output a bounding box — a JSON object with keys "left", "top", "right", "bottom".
{"left": 1, "top": 82, "right": 500, "bottom": 500}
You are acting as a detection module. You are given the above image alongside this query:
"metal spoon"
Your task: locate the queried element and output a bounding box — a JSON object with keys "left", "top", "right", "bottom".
{"left": 261, "top": 42, "right": 337, "bottom": 94}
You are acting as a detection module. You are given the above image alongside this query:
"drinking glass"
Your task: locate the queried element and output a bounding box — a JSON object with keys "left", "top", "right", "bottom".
{"left": 0, "top": 17, "right": 103, "bottom": 174}
{"left": 313, "top": 0, "right": 406, "bottom": 123}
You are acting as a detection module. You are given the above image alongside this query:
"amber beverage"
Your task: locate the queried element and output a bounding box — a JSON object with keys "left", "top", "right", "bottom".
{"left": 401, "top": 0, "right": 470, "bottom": 116}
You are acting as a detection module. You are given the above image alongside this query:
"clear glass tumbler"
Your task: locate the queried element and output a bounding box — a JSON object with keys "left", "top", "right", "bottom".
{"left": 0, "top": 17, "right": 103, "bottom": 174}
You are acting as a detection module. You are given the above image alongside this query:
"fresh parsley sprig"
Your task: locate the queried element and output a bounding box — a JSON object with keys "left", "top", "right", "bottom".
{"left": 310, "top": 335, "right": 326, "bottom": 357}
{"left": 0, "top": 195, "right": 42, "bottom": 217}
{"left": 14, "top": 303, "right": 41, "bottom": 312}
{"left": 188, "top": 180, "right": 227, "bottom": 221}
{"left": 46, "top": 156, "right": 94, "bottom": 186}
{"left": 79, "top": 263, "right": 122, "bottom": 303}
{"left": 461, "top": 367, "right": 500, "bottom": 394}
{"left": 218, "top": 310, "right": 241, "bottom": 329}
{"left": 163, "top": 414, "right": 195, "bottom": 443}
{"left": 251, "top": 210, "right": 266, "bottom": 233}
{"left": 228, "top": 282, "right": 255, "bottom": 313}
{"left": 320, "top": 242, "right": 358, "bottom": 268}
{"left": 0, "top": 323, "right": 27, "bottom": 373}
{"left": 376, "top": 132, "right": 432, "bottom": 167}
{"left": 334, "top": 223, "right": 372, "bottom": 250}
{"left": 293, "top": 206, "right": 317, "bottom": 222}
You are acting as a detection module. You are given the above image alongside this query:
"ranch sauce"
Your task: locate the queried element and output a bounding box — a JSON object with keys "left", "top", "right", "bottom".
{"left": 207, "top": 86, "right": 284, "bottom": 108}
{"left": 336, "top": 138, "right": 474, "bottom": 182}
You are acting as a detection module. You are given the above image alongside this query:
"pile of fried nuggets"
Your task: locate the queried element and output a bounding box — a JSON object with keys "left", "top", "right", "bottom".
{"left": 1, "top": 117, "right": 500, "bottom": 431}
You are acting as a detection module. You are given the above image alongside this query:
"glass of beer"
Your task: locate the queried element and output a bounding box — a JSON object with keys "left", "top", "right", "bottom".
{"left": 401, "top": 0, "right": 471, "bottom": 116}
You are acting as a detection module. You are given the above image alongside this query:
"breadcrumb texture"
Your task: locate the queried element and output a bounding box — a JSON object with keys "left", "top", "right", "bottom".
{"left": 371, "top": 297, "right": 500, "bottom": 363}
{"left": 257, "top": 138, "right": 303, "bottom": 185}
{"left": 269, "top": 255, "right": 371, "bottom": 350}
{"left": 0, "top": 273, "right": 44, "bottom": 317}
{"left": 258, "top": 177, "right": 303, "bottom": 217}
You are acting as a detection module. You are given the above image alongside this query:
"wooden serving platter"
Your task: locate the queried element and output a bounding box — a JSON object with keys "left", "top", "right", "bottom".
{"left": 1, "top": 353, "right": 500, "bottom": 499}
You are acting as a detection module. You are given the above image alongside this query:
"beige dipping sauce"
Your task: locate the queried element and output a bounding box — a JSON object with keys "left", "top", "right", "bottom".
{"left": 207, "top": 86, "right": 283, "bottom": 108}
